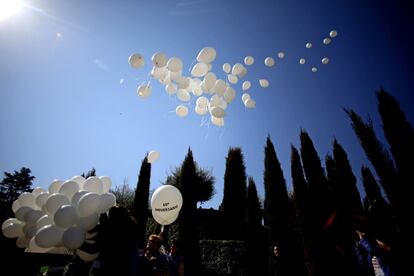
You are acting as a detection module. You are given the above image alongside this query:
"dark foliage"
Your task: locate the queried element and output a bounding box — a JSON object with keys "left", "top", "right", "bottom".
{"left": 0, "top": 167, "right": 35, "bottom": 204}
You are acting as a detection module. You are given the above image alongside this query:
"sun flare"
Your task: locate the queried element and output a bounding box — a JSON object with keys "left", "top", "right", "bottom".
{"left": 0, "top": 0, "right": 23, "bottom": 21}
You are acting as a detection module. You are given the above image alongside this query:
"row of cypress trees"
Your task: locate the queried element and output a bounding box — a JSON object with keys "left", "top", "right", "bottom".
{"left": 130, "top": 89, "right": 411, "bottom": 275}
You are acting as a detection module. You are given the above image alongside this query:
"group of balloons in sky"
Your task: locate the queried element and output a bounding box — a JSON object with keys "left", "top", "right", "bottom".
{"left": 128, "top": 29, "right": 338, "bottom": 127}
{"left": 2, "top": 175, "right": 115, "bottom": 261}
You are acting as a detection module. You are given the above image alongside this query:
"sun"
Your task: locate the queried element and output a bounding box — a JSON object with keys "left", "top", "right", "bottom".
{"left": 0, "top": 0, "right": 23, "bottom": 22}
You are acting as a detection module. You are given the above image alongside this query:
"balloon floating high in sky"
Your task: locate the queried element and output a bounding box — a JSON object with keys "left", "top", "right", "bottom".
{"left": 127, "top": 29, "right": 339, "bottom": 126}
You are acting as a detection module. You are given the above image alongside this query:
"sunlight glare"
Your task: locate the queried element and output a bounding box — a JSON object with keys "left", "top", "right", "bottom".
{"left": 0, "top": 0, "right": 23, "bottom": 22}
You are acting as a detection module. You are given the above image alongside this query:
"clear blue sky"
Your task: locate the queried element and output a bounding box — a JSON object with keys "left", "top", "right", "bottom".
{"left": 1, "top": 0, "right": 413, "bottom": 208}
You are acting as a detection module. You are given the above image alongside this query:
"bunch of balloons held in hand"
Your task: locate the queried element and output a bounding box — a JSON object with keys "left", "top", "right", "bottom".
{"left": 129, "top": 29, "right": 338, "bottom": 127}
{"left": 2, "top": 175, "right": 116, "bottom": 259}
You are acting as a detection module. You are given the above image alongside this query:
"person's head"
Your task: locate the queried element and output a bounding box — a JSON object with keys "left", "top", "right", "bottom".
{"left": 146, "top": 234, "right": 163, "bottom": 252}
{"left": 273, "top": 244, "right": 279, "bottom": 257}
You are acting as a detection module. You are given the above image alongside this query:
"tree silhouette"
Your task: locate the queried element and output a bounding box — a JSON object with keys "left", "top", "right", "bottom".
{"left": 246, "top": 177, "right": 266, "bottom": 276}
{"left": 291, "top": 145, "right": 315, "bottom": 276}
{"left": 164, "top": 164, "right": 215, "bottom": 205}
{"left": 221, "top": 147, "right": 247, "bottom": 240}
{"left": 132, "top": 156, "right": 151, "bottom": 249}
{"left": 0, "top": 167, "right": 35, "bottom": 204}
{"left": 177, "top": 148, "right": 201, "bottom": 275}
{"left": 264, "top": 136, "right": 302, "bottom": 275}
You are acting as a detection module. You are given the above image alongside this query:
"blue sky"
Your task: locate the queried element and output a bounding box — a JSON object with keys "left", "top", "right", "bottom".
{"left": 1, "top": 0, "right": 413, "bottom": 208}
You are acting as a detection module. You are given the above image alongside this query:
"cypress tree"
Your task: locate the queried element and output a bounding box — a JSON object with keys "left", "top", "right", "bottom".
{"left": 264, "top": 136, "right": 301, "bottom": 275}
{"left": 221, "top": 147, "right": 247, "bottom": 240}
{"left": 132, "top": 156, "right": 151, "bottom": 249}
{"left": 290, "top": 146, "right": 310, "bottom": 276}
{"left": 360, "top": 166, "right": 395, "bottom": 247}
{"left": 300, "top": 130, "right": 335, "bottom": 275}
{"left": 377, "top": 89, "right": 413, "bottom": 257}
{"left": 345, "top": 109, "right": 398, "bottom": 211}
{"left": 246, "top": 177, "right": 266, "bottom": 276}
{"left": 177, "top": 148, "right": 201, "bottom": 275}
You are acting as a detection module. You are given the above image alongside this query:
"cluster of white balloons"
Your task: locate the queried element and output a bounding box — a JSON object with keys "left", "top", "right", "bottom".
{"left": 129, "top": 47, "right": 275, "bottom": 127}
{"left": 150, "top": 185, "right": 182, "bottom": 225}
{"left": 300, "top": 29, "right": 338, "bottom": 72}
{"left": 2, "top": 175, "right": 116, "bottom": 261}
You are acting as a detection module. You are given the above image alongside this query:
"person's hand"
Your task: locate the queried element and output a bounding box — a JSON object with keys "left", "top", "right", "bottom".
{"left": 355, "top": 230, "right": 365, "bottom": 240}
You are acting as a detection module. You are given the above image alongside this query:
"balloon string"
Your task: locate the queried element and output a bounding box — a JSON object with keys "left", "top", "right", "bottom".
{"left": 161, "top": 225, "right": 164, "bottom": 233}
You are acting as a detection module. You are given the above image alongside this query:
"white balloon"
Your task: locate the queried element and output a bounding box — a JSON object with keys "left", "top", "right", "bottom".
{"left": 151, "top": 66, "right": 167, "bottom": 80}
{"left": 137, "top": 84, "right": 152, "bottom": 98}
{"left": 211, "top": 116, "right": 224, "bottom": 127}
{"left": 54, "top": 205, "right": 78, "bottom": 229}
{"left": 23, "top": 223, "right": 38, "bottom": 240}
{"left": 232, "top": 63, "right": 244, "bottom": 76}
{"left": 59, "top": 180, "right": 80, "bottom": 200}
{"left": 62, "top": 227, "right": 85, "bottom": 250}
{"left": 244, "top": 56, "right": 254, "bottom": 66}
{"left": 32, "top": 187, "right": 46, "bottom": 197}
{"left": 151, "top": 185, "right": 182, "bottom": 225}
{"left": 36, "top": 214, "right": 53, "bottom": 230}
{"left": 2, "top": 223, "right": 23, "bottom": 238}
{"left": 46, "top": 193, "right": 70, "bottom": 215}
{"left": 329, "top": 30, "right": 338, "bottom": 38}
{"left": 71, "top": 176, "right": 86, "bottom": 189}
{"left": 196, "top": 96, "right": 209, "bottom": 108}
{"left": 203, "top": 72, "right": 217, "bottom": 91}
{"left": 167, "top": 57, "right": 183, "bottom": 72}
{"left": 322, "top": 57, "right": 329, "bottom": 64}
{"left": 207, "top": 63, "right": 213, "bottom": 72}
{"left": 299, "top": 58, "right": 306, "bottom": 65}
{"left": 83, "top": 177, "right": 103, "bottom": 195}
{"left": 264, "top": 57, "right": 275, "bottom": 67}
{"left": 238, "top": 67, "right": 248, "bottom": 79}
{"left": 165, "top": 83, "right": 178, "bottom": 95}
{"left": 192, "top": 83, "right": 203, "bottom": 96}
{"left": 18, "top": 192, "right": 36, "bottom": 209}
{"left": 99, "top": 176, "right": 112, "bottom": 194}
{"left": 12, "top": 200, "right": 20, "bottom": 213}
{"left": 177, "top": 89, "right": 191, "bottom": 102}
{"left": 259, "top": 79, "right": 269, "bottom": 88}
{"left": 152, "top": 52, "right": 167, "bottom": 68}
{"left": 177, "top": 76, "right": 190, "bottom": 90}
{"left": 169, "top": 70, "right": 182, "bottom": 81}
{"left": 227, "top": 74, "right": 238, "bottom": 84}
{"left": 26, "top": 237, "right": 50, "bottom": 253}
{"left": 78, "top": 192, "right": 100, "bottom": 217}
{"left": 16, "top": 235, "right": 29, "bottom": 248}
{"left": 175, "top": 105, "right": 189, "bottom": 117}
{"left": 77, "top": 213, "right": 99, "bottom": 231}
{"left": 211, "top": 79, "right": 227, "bottom": 96}
{"left": 128, "top": 53, "right": 145, "bottom": 69}
{"left": 210, "top": 106, "right": 225, "bottom": 118}
{"left": 278, "top": 52, "right": 285, "bottom": 59}
{"left": 76, "top": 249, "right": 99, "bottom": 262}
{"left": 195, "top": 105, "right": 208, "bottom": 116}
{"left": 24, "top": 209, "right": 44, "bottom": 224}
{"left": 96, "top": 193, "right": 116, "bottom": 214}
{"left": 306, "top": 42, "right": 312, "bottom": 48}
{"left": 196, "top": 47, "right": 217, "bottom": 63}
{"left": 15, "top": 206, "right": 32, "bottom": 221}
{"left": 311, "top": 67, "right": 318, "bottom": 73}
{"left": 152, "top": 209, "right": 179, "bottom": 226}
{"left": 2, "top": 218, "right": 21, "bottom": 230}
{"left": 242, "top": 93, "right": 251, "bottom": 103}
{"left": 148, "top": 151, "right": 160, "bottom": 163}
{"left": 222, "top": 63, "right": 231, "bottom": 74}
{"left": 224, "top": 87, "right": 236, "bottom": 103}
{"left": 242, "top": 81, "right": 251, "bottom": 91}
{"left": 244, "top": 98, "right": 256, "bottom": 108}
{"left": 71, "top": 191, "right": 89, "bottom": 207}
{"left": 191, "top": 62, "right": 209, "bottom": 77}
{"left": 35, "top": 225, "right": 64, "bottom": 248}
{"left": 323, "top": 37, "right": 332, "bottom": 45}
{"left": 49, "top": 180, "right": 63, "bottom": 194}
